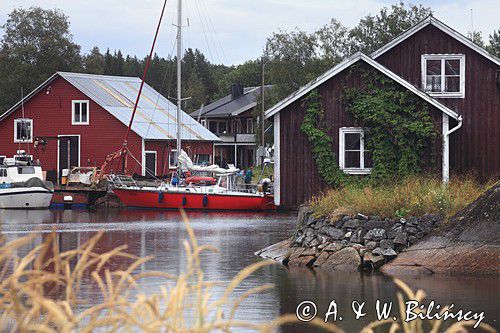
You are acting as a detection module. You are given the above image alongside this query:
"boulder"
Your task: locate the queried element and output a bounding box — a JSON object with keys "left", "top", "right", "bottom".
{"left": 382, "top": 248, "right": 397, "bottom": 259}
{"left": 319, "top": 247, "right": 361, "bottom": 271}
{"left": 344, "top": 219, "right": 362, "bottom": 229}
{"left": 372, "top": 247, "right": 384, "bottom": 256}
{"left": 321, "top": 226, "right": 345, "bottom": 240}
{"left": 393, "top": 232, "right": 408, "bottom": 247}
{"left": 313, "top": 251, "right": 330, "bottom": 267}
{"left": 363, "top": 228, "right": 386, "bottom": 241}
{"left": 382, "top": 183, "right": 500, "bottom": 276}
{"left": 365, "top": 241, "right": 378, "bottom": 250}
{"left": 379, "top": 239, "right": 394, "bottom": 249}
{"left": 289, "top": 255, "right": 316, "bottom": 267}
{"left": 349, "top": 228, "right": 365, "bottom": 244}
{"left": 323, "top": 242, "right": 344, "bottom": 253}
{"left": 363, "top": 252, "right": 385, "bottom": 270}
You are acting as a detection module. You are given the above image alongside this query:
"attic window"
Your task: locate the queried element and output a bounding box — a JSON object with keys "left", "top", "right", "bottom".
{"left": 339, "top": 127, "right": 372, "bottom": 175}
{"left": 72, "top": 100, "right": 89, "bottom": 125}
{"left": 14, "top": 118, "right": 33, "bottom": 143}
{"left": 421, "top": 54, "right": 465, "bottom": 98}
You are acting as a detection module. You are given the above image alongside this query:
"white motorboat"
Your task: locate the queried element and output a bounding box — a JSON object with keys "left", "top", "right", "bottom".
{"left": 0, "top": 153, "right": 54, "bottom": 209}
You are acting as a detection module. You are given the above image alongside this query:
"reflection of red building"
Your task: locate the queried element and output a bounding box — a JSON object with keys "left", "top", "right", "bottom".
{"left": 0, "top": 72, "right": 219, "bottom": 183}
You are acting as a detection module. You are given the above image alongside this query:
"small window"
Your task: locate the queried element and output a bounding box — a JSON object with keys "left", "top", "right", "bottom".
{"left": 195, "top": 154, "right": 210, "bottom": 165}
{"left": 201, "top": 119, "right": 207, "bottom": 128}
{"left": 0, "top": 168, "right": 6, "bottom": 177}
{"left": 17, "top": 166, "right": 35, "bottom": 174}
{"left": 169, "top": 149, "right": 178, "bottom": 169}
{"left": 14, "top": 119, "right": 33, "bottom": 143}
{"left": 339, "top": 127, "right": 372, "bottom": 174}
{"left": 421, "top": 54, "right": 465, "bottom": 98}
{"left": 72, "top": 100, "right": 89, "bottom": 125}
{"left": 246, "top": 118, "right": 254, "bottom": 134}
{"left": 232, "top": 119, "right": 241, "bottom": 134}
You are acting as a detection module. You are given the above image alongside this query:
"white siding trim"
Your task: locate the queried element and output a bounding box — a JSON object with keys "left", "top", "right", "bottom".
{"left": 273, "top": 113, "right": 280, "bottom": 206}
{"left": 371, "top": 16, "right": 500, "bottom": 66}
{"left": 264, "top": 53, "right": 460, "bottom": 121}
{"left": 141, "top": 139, "right": 145, "bottom": 176}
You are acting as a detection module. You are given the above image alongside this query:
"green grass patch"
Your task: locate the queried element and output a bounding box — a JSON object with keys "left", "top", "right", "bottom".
{"left": 310, "top": 175, "right": 490, "bottom": 220}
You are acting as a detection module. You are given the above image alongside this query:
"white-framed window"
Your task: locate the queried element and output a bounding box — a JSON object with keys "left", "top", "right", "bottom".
{"left": 200, "top": 119, "right": 207, "bottom": 128}
{"left": 339, "top": 127, "right": 372, "bottom": 174}
{"left": 421, "top": 54, "right": 465, "bottom": 98}
{"left": 246, "top": 118, "right": 254, "bottom": 134}
{"left": 14, "top": 118, "right": 33, "bottom": 143}
{"left": 72, "top": 100, "right": 89, "bottom": 125}
{"left": 169, "top": 149, "right": 178, "bottom": 169}
{"left": 208, "top": 120, "right": 228, "bottom": 134}
{"left": 232, "top": 119, "right": 242, "bottom": 134}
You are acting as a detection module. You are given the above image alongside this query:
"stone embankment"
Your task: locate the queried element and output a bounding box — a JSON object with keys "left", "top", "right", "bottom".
{"left": 382, "top": 182, "right": 500, "bottom": 276}
{"left": 256, "top": 206, "right": 442, "bottom": 272}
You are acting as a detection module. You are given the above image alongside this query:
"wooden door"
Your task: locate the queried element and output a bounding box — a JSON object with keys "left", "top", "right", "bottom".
{"left": 58, "top": 136, "right": 79, "bottom": 174}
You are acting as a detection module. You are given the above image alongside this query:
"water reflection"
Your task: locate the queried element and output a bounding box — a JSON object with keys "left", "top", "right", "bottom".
{"left": 0, "top": 209, "right": 498, "bottom": 332}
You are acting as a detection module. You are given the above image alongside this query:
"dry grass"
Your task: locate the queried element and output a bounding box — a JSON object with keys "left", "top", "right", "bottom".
{"left": 311, "top": 176, "right": 489, "bottom": 220}
{"left": 0, "top": 211, "right": 496, "bottom": 332}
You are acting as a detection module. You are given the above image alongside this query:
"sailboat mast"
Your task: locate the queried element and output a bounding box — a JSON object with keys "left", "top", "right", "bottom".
{"left": 176, "top": 0, "right": 182, "bottom": 167}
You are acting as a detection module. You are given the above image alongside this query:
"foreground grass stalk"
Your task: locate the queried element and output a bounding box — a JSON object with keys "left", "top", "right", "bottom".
{"left": 0, "top": 213, "right": 496, "bottom": 332}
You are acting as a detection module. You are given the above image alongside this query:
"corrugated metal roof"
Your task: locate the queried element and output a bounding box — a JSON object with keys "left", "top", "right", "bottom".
{"left": 58, "top": 72, "right": 219, "bottom": 141}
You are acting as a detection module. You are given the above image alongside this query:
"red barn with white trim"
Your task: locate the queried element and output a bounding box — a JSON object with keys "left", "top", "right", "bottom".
{"left": 0, "top": 72, "right": 219, "bottom": 183}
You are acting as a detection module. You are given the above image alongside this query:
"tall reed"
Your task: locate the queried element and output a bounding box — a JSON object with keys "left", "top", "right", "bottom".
{"left": 0, "top": 211, "right": 496, "bottom": 332}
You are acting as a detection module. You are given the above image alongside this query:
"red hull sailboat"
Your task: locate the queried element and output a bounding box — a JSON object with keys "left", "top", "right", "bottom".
{"left": 106, "top": 0, "right": 276, "bottom": 212}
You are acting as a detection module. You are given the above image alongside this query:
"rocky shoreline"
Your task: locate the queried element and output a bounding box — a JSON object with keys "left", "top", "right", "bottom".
{"left": 256, "top": 206, "right": 443, "bottom": 272}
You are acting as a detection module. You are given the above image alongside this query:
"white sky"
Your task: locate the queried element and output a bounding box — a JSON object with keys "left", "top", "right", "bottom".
{"left": 0, "top": 0, "right": 498, "bottom": 65}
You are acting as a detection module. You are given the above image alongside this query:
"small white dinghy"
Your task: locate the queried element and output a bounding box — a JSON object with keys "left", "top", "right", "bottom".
{"left": 0, "top": 153, "right": 54, "bottom": 209}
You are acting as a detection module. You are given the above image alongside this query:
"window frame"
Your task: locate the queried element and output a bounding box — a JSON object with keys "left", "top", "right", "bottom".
{"left": 168, "top": 149, "right": 178, "bottom": 169}
{"left": 144, "top": 150, "right": 157, "bottom": 177}
{"left": 200, "top": 119, "right": 207, "bottom": 128}
{"left": 246, "top": 118, "right": 254, "bottom": 134}
{"left": 71, "top": 100, "right": 90, "bottom": 125}
{"left": 421, "top": 54, "right": 465, "bottom": 98}
{"left": 338, "top": 127, "right": 372, "bottom": 175}
{"left": 14, "top": 118, "right": 33, "bottom": 143}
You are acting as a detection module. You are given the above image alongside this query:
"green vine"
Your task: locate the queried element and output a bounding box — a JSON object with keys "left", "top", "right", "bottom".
{"left": 300, "top": 67, "right": 437, "bottom": 186}
{"left": 300, "top": 90, "right": 346, "bottom": 187}
{"left": 342, "top": 67, "right": 436, "bottom": 181}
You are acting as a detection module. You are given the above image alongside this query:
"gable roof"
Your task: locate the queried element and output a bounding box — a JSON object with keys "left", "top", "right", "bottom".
{"left": 265, "top": 52, "right": 460, "bottom": 120}
{"left": 0, "top": 72, "right": 219, "bottom": 142}
{"left": 191, "top": 86, "right": 270, "bottom": 119}
{"left": 371, "top": 15, "right": 500, "bottom": 66}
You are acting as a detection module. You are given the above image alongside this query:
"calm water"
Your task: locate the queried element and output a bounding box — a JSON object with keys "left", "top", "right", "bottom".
{"left": 0, "top": 209, "right": 498, "bottom": 332}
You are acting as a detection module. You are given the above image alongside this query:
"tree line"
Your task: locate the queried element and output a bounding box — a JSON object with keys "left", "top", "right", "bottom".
{"left": 0, "top": 3, "right": 499, "bottom": 115}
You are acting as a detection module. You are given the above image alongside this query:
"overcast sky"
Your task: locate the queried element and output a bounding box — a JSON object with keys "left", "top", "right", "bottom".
{"left": 0, "top": 0, "right": 498, "bottom": 65}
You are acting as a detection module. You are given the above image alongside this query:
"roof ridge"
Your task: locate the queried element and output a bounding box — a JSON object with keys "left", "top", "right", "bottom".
{"left": 57, "top": 71, "right": 142, "bottom": 81}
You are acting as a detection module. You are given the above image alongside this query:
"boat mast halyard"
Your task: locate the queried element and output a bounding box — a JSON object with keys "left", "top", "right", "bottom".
{"left": 176, "top": 0, "right": 182, "bottom": 171}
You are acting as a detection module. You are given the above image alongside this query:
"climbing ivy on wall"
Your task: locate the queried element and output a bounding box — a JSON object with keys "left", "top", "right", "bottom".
{"left": 300, "top": 90, "right": 346, "bottom": 187}
{"left": 342, "top": 68, "right": 437, "bottom": 181}
{"left": 300, "top": 67, "right": 437, "bottom": 186}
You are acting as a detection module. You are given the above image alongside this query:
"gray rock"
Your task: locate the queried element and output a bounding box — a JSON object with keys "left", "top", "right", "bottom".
{"left": 417, "top": 219, "right": 433, "bottom": 234}
{"left": 313, "top": 251, "right": 330, "bottom": 267}
{"left": 297, "top": 205, "right": 313, "bottom": 229}
{"left": 416, "top": 232, "right": 425, "bottom": 239}
{"left": 350, "top": 229, "right": 365, "bottom": 244}
{"left": 300, "top": 247, "right": 316, "bottom": 257}
{"left": 372, "top": 247, "right": 383, "bottom": 256}
{"left": 308, "top": 238, "right": 320, "bottom": 247}
{"left": 387, "top": 225, "right": 404, "bottom": 238}
{"left": 407, "top": 216, "right": 419, "bottom": 227}
{"left": 400, "top": 218, "right": 406, "bottom": 224}
{"left": 393, "top": 232, "right": 408, "bottom": 246}
{"left": 312, "top": 218, "right": 327, "bottom": 230}
{"left": 321, "top": 226, "right": 345, "bottom": 240}
{"left": 294, "top": 234, "right": 305, "bottom": 246}
{"left": 356, "top": 213, "right": 368, "bottom": 220}
{"left": 363, "top": 228, "right": 386, "bottom": 241}
{"left": 406, "top": 226, "right": 419, "bottom": 235}
{"left": 342, "top": 215, "right": 352, "bottom": 222}
{"left": 365, "top": 241, "right": 378, "bottom": 250}
{"left": 344, "top": 219, "right": 362, "bottom": 230}
{"left": 324, "top": 242, "right": 344, "bottom": 253}
{"left": 319, "top": 247, "right": 361, "bottom": 271}
{"left": 382, "top": 248, "right": 397, "bottom": 259}
{"left": 408, "top": 235, "right": 418, "bottom": 245}
{"left": 379, "top": 239, "right": 394, "bottom": 249}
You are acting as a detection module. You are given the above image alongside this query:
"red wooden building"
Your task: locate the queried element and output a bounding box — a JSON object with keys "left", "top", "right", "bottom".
{"left": 0, "top": 72, "right": 219, "bottom": 182}
{"left": 266, "top": 16, "right": 500, "bottom": 209}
